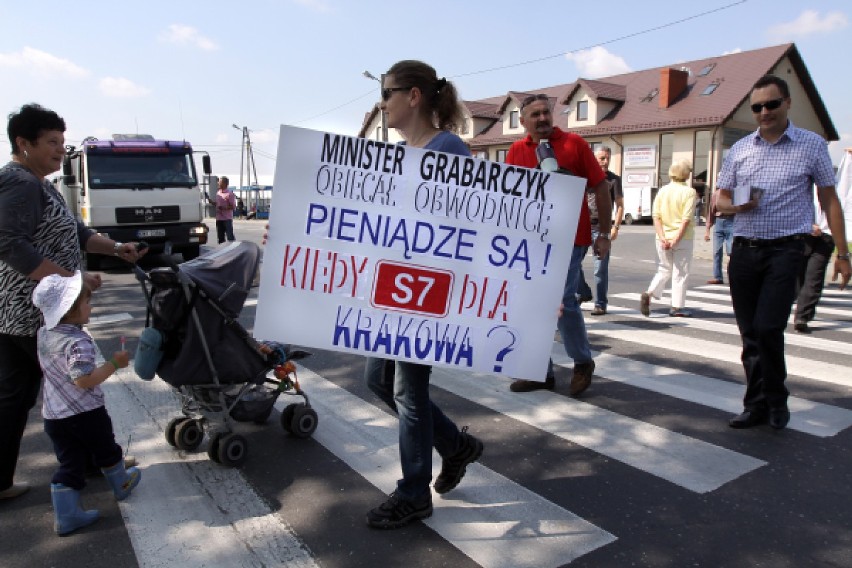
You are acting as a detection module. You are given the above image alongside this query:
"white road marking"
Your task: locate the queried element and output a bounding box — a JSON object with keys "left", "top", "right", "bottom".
{"left": 102, "top": 366, "right": 320, "bottom": 568}
{"left": 88, "top": 312, "right": 133, "bottom": 326}
{"left": 293, "top": 368, "right": 617, "bottom": 568}
{"left": 429, "top": 366, "right": 765, "bottom": 493}
{"left": 549, "top": 345, "right": 852, "bottom": 438}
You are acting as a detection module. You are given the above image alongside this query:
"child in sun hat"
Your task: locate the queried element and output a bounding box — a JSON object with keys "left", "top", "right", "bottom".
{"left": 32, "top": 271, "right": 141, "bottom": 536}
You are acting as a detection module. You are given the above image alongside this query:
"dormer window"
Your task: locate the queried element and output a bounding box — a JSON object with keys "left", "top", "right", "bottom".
{"left": 577, "top": 100, "right": 589, "bottom": 121}
{"left": 509, "top": 110, "right": 519, "bottom": 128}
{"left": 641, "top": 88, "right": 659, "bottom": 102}
{"left": 698, "top": 63, "right": 716, "bottom": 77}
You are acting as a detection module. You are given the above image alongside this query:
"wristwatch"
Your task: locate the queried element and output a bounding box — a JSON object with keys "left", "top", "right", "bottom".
{"left": 113, "top": 241, "right": 124, "bottom": 256}
{"left": 597, "top": 233, "right": 610, "bottom": 240}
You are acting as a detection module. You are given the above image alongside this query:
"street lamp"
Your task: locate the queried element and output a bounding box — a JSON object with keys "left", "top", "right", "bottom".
{"left": 363, "top": 70, "right": 387, "bottom": 142}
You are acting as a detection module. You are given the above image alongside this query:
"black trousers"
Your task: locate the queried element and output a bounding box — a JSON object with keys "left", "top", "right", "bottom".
{"left": 728, "top": 239, "right": 805, "bottom": 410}
{"left": 215, "top": 219, "right": 235, "bottom": 244}
{"left": 0, "top": 334, "right": 41, "bottom": 491}
{"left": 44, "top": 406, "right": 123, "bottom": 491}
{"left": 794, "top": 233, "right": 835, "bottom": 324}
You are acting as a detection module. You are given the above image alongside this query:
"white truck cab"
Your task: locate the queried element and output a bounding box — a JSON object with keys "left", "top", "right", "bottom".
{"left": 57, "top": 134, "right": 210, "bottom": 268}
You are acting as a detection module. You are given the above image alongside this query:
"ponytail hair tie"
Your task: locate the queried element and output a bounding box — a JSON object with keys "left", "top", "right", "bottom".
{"left": 435, "top": 77, "right": 448, "bottom": 94}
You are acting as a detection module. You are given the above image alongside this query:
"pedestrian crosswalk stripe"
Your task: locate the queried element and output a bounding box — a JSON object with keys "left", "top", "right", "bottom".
{"left": 290, "top": 367, "right": 617, "bottom": 568}
{"left": 548, "top": 344, "right": 852, "bottom": 438}
{"left": 583, "top": 314, "right": 852, "bottom": 389}
{"left": 584, "top": 304, "right": 852, "bottom": 357}
{"left": 612, "top": 292, "right": 852, "bottom": 334}
{"left": 429, "top": 366, "right": 766, "bottom": 493}
{"left": 679, "top": 289, "right": 852, "bottom": 320}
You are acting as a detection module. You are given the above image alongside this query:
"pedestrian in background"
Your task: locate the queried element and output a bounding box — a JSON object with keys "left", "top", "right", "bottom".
{"left": 640, "top": 159, "right": 696, "bottom": 318}
{"left": 33, "top": 272, "right": 141, "bottom": 535}
{"left": 704, "top": 187, "right": 734, "bottom": 284}
{"left": 363, "top": 60, "right": 483, "bottom": 530}
{"left": 504, "top": 93, "right": 611, "bottom": 395}
{"left": 577, "top": 146, "right": 624, "bottom": 315}
{"left": 209, "top": 176, "right": 236, "bottom": 244}
{"left": 716, "top": 75, "right": 849, "bottom": 430}
{"left": 0, "top": 103, "right": 142, "bottom": 502}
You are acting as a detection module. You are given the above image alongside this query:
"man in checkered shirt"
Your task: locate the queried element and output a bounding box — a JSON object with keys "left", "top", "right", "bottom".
{"left": 716, "top": 75, "right": 850, "bottom": 431}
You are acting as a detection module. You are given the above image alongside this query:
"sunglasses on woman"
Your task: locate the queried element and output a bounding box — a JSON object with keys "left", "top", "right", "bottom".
{"left": 381, "top": 87, "right": 411, "bottom": 101}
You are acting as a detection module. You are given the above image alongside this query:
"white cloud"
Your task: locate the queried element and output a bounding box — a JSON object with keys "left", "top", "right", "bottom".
{"left": 565, "top": 47, "right": 631, "bottom": 78}
{"left": 293, "top": 0, "right": 331, "bottom": 13}
{"left": 159, "top": 24, "right": 218, "bottom": 51}
{"left": 722, "top": 48, "right": 742, "bottom": 56}
{"left": 99, "top": 77, "right": 151, "bottom": 98}
{"left": 0, "top": 46, "right": 89, "bottom": 78}
{"left": 215, "top": 133, "right": 229, "bottom": 143}
{"left": 766, "top": 10, "right": 848, "bottom": 42}
{"left": 250, "top": 129, "right": 279, "bottom": 144}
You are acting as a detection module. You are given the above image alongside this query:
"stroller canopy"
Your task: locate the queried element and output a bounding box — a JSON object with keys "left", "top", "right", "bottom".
{"left": 180, "top": 241, "right": 260, "bottom": 315}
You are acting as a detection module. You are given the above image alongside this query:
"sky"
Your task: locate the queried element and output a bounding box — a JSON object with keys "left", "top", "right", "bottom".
{"left": 2, "top": 0, "right": 851, "bottom": 186}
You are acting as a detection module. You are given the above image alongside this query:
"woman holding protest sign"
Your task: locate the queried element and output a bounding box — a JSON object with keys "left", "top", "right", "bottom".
{"left": 363, "top": 60, "right": 483, "bottom": 530}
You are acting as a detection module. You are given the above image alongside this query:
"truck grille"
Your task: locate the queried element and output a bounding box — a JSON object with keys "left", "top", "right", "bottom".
{"left": 115, "top": 205, "right": 181, "bottom": 224}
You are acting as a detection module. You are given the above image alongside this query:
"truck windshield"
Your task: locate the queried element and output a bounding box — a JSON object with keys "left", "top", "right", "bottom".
{"left": 87, "top": 153, "right": 197, "bottom": 188}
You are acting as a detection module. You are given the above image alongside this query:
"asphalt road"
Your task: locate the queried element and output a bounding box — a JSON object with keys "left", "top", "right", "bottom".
{"left": 3, "top": 218, "right": 852, "bottom": 568}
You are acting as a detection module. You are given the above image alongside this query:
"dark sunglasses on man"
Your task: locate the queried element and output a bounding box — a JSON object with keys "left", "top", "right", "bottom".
{"left": 750, "top": 97, "right": 785, "bottom": 113}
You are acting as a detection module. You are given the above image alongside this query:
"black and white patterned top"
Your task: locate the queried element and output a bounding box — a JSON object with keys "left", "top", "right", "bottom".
{"left": 0, "top": 162, "right": 94, "bottom": 336}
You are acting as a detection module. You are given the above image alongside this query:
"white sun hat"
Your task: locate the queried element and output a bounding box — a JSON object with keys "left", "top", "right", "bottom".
{"left": 32, "top": 270, "right": 83, "bottom": 330}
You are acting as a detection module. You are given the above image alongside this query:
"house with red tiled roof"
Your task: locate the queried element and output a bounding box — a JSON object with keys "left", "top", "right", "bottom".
{"left": 358, "top": 43, "right": 837, "bottom": 222}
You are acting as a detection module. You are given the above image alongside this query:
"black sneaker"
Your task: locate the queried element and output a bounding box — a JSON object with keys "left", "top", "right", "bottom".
{"left": 434, "top": 427, "right": 484, "bottom": 494}
{"left": 366, "top": 491, "right": 433, "bottom": 529}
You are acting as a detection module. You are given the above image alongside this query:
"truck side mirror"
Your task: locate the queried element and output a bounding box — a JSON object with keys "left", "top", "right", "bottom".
{"left": 202, "top": 155, "right": 211, "bottom": 175}
{"left": 62, "top": 157, "right": 76, "bottom": 185}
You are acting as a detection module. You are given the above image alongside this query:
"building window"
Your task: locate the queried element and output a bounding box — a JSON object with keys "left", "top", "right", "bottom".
{"left": 473, "top": 150, "right": 488, "bottom": 160}
{"left": 495, "top": 149, "right": 508, "bottom": 162}
{"left": 698, "top": 63, "right": 716, "bottom": 77}
{"left": 509, "top": 111, "right": 519, "bottom": 129}
{"left": 701, "top": 82, "right": 720, "bottom": 96}
{"left": 577, "top": 100, "right": 589, "bottom": 121}
{"left": 461, "top": 120, "right": 470, "bottom": 135}
{"left": 589, "top": 141, "right": 602, "bottom": 154}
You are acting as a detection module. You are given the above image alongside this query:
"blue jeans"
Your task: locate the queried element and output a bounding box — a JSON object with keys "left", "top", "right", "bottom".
{"left": 577, "top": 227, "right": 609, "bottom": 308}
{"left": 546, "top": 245, "right": 593, "bottom": 377}
{"left": 365, "top": 358, "right": 461, "bottom": 500}
{"left": 728, "top": 239, "right": 804, "bottom": 410}
{"left": 711, "top": 217, "right": 734, "bottom": 282}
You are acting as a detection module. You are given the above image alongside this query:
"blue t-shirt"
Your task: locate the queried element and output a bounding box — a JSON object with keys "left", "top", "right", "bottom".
{"left": 423, "top": 130, "right": 470, "bottom": 157}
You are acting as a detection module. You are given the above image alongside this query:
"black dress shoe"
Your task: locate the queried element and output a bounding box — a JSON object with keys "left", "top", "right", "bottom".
{"left": 793, "top": 322, "right": 811, "bottom": 334}
{"left": 510, "top": 377, "right": 555, "bottom": 392}
{"left": 729, "top": 409, "right": 769, "bottom": 429}
{"left": 769, "top": 407, "right": 790, "bottom": 430}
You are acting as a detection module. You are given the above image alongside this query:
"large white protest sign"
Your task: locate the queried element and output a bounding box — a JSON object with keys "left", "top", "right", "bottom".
{"left": 254, "top": 126, "right": 585, "bottom": 379}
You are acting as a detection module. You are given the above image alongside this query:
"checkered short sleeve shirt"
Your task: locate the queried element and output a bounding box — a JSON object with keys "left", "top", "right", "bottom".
{"left": 717, "top": 122, "right": 835, "bottom": 239}
{"left": 37, "top": 324, "right": 105, "bottom": 419}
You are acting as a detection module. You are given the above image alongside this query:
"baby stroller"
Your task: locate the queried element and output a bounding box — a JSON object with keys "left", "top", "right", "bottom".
{"left": 133, "top": 241, "right": 318, "bottom": 467}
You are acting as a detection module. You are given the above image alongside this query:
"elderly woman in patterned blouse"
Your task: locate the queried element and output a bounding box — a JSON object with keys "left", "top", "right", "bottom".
{"left": 0, "top": 104, "right": 143, "bottom": 501}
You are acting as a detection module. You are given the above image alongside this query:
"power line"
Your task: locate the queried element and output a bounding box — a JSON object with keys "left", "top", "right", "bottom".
{"left": 452, "top": 0, "right": 748, "bottom": 78}
{"left": 290, "top": 0, "right": 747, "bottom": 126}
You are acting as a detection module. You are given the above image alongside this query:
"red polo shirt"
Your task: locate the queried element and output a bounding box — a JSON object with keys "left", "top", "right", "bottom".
{"left": 506, "top": 127, "right": 605, "bottom": 246}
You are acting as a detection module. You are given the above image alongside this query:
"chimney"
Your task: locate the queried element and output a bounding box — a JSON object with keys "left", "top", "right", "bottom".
{"left": 659, "top": 68, "right": 689, "bottom": 109}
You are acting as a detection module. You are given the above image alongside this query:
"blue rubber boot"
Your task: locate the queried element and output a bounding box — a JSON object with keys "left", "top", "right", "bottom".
{"left": 51, "top": 483, "right": 99, "bottom": 536}
{"left": 101, "top": 462, "right": 141, "bottom": 501}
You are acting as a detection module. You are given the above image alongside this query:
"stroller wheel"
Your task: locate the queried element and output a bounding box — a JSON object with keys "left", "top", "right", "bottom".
{"left": 217, "top": 433, "right": 248, "bottom": 467}
{"left": 207, "top": 434, "right": 224, "bottom": 463}
{"left": 175, "top": 419, "right": 204, "bottom": 451}
{"left": 166, "top": 417, "right": 189, "bottom": 448}
{"left": 280, "top": 404, "right": 298, "bottom": 434}
{"left": 290, "top": 405, "right": 318, "bottom": 439}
